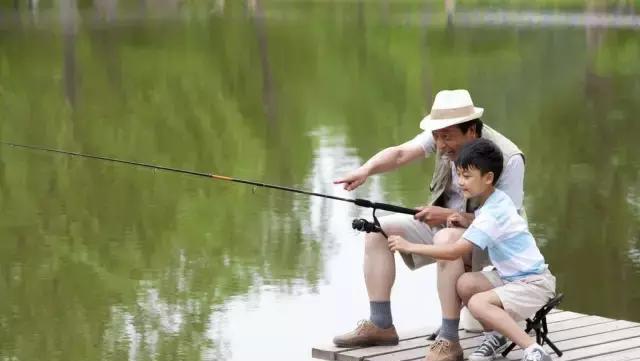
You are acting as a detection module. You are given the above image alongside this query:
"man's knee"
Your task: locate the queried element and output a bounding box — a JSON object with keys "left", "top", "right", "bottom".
{"left": 364, "top": 232, "right": 389, "bottom": 250}
{"left": 433, "top": 228, "right": 463, "bottom": 246}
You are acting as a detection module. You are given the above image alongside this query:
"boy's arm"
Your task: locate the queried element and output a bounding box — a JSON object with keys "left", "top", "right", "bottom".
{"left": 388, "top": 235, "right": 474, "bottom": 261}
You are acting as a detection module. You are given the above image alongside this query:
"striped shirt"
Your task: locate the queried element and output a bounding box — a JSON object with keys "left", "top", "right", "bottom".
{"left": 463, "top": 189, "right": 546, "bottom": 281}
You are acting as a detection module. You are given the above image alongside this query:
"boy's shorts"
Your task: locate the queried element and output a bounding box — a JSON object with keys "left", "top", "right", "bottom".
{"left": 378, "top": 213, "right": 490, "bottom": 270}
{"left": 482, "top": 269, "right": 557, "bottom": 321}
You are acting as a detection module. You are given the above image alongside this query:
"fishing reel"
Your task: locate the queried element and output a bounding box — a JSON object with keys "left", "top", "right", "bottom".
{"left": 351, "top": 208, "right": 388, "bottom": 238}
{"left": 352, "top": 218, "right": 382, "bottom": 233}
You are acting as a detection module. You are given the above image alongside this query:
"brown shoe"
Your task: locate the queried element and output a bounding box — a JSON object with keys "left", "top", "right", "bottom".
{"left": 333, "top": 320, "right": 399, "bottom": 347}
{"left": 425, "top": 339, "right": 463, "bottom": 361}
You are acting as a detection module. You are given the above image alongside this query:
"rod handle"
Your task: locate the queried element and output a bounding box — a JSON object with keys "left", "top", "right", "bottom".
{"left": 354, "top": 198, "right": 419, "bottom": 215}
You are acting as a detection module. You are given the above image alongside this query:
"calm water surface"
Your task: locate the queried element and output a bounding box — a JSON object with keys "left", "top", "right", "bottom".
{"left": 1, "top": 2, "right": 639, "bottom": 360}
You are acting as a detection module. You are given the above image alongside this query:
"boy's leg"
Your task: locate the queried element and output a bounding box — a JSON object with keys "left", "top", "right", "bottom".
{"left": 459, "top": 271, "right": 513, "bottom": 361}
{"left": 466, "top": 271, "right": 557, "bottom": 360}
{"left": 456, "top": 271, "right": 497, "bottom": 306}
{"left": 470, "top": 272, "right": 556, "bottom": 357}
{"left": 468, "top": 271, "right": 556, "bottom": 346}
{"left": 467, "top": 290, "right": 534, "bottom": 348}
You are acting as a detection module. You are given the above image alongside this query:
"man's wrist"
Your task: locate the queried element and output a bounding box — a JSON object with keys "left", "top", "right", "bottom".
{"left": 439, "top": 208, "right": 456, "bottom": 224}
{"left": 360, "top": 164, "right": 373, "bottom": 176}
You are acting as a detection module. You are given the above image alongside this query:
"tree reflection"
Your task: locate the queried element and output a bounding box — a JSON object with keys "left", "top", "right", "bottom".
{"left": 0, "top": 2, "right": 639, "bottom": 361}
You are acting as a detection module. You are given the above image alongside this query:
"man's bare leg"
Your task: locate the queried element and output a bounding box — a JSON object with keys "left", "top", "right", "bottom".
{"left": 364, "top": 232, "right": 395, "bottom": 301}
{"left": 434, "top": 228, "right": 467, "bottom": 319}
{"left": 428, "top": 227, "right": 467, "bottom": 345}
{"left": 332, "top": 228, "right": 400, "bottom": 347}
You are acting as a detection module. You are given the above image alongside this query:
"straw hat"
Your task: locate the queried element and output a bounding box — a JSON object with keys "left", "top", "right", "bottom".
{"left": 419, "top": 89, "right": 484, "bottom": 131}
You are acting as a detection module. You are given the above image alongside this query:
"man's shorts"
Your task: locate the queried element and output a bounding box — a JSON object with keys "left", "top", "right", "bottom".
{"left": 378, "top": 213, "right": 490, "bottom": 270}
{"left": 482, "top": 268, "right": 557, "bottom": 321}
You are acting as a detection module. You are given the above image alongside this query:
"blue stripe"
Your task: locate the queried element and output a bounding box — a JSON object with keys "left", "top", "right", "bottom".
{"left": 463, "top": 226, "right": 492, "bottom": 250}
{"left": 502, "top": 261, "right": 546, "bottom": 281}
{"left": 490, "top": 233, "right": 535, "bottom": 262}
{"left": 484, "top": 191, "right": 511, "bottom": 224}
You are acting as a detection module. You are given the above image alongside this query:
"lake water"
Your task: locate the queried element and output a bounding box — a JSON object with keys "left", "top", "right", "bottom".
{"left": 1, "top": 1, "right": 639, "bottom": 360}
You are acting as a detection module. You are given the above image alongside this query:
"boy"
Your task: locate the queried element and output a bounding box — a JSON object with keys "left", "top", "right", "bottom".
{"left": 388, "top": 139, "right": 556, "bottom": 361}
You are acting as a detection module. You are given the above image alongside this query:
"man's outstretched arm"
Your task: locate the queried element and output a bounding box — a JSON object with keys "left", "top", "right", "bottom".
{"left": 334, "top": 140, "right": 426, "bottom": 191}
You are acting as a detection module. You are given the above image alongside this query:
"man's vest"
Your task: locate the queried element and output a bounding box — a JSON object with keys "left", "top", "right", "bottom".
{"left": 427, "top": 125, "right": 525, "bottom": 215}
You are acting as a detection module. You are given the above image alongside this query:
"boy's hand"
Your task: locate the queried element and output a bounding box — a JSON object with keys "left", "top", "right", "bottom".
{"left": 447, "top": 212, "right": 470, "bottom": 228}
{"left": 388, "top": 235, "right": 413, "bottom": 253}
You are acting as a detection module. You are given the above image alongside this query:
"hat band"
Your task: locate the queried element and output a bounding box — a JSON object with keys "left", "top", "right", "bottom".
{"left": 430, "top": 105, "right": 475, "bottom": 120}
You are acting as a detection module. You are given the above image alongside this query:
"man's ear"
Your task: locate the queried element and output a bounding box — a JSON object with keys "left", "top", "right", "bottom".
{"left": 465, "top": 124, "right": 478, "bottom": 138}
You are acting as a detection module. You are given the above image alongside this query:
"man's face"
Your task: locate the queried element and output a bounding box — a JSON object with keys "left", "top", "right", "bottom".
{"left": 456, "top": 166, "right": 494, "bottom": 199}
{"left": 431, "top": 125, "right": 477, "bottom": 161}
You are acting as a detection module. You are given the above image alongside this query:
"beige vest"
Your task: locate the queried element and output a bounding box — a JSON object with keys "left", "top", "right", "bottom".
{"left": 428, "top": 125, "right": 525, "bottom": 214}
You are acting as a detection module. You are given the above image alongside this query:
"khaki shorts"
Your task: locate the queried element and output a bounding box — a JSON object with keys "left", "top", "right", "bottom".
{"left": 482, "top": 269, "right": 557, "bottom": 321}
{"left": 378, "top": 213, "right": 490, "bottom": 270}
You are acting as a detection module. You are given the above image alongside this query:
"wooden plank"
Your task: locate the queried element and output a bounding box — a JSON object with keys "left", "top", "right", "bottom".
{"left": 365, "top": 334, "right": 485, "bottom": 361}
{"left": 366, "top": 315, "right": 614, "bottom": 361}
{"left": 313, "top": 311, "right": 588, "bottom": 361}
{"left": 559, "top": 335, "right": 640, "bottom": 360}
{"left": 335, "top": 337, "right": 428, "bottom": 361}
{"left": 313, "top": 344, "right": 363, "bottom": 361}
{"left": 312, "top": 346, "right": 346, "bottom": 361}
{"left": 506, "top": 327, "right": 640, "bottom": 360}
{"left": 548, "top": 320, "right": 639, "bottom": 343}
{"left": 537, "top": 315, "right": 614, "bottom": 333}
{"left": 343, "top": 317, "right": 593, "bottom": 361}
{"left": 489, "top": 315, "right": 616, "bottom": 355}
{"left": 312, "top": 328, "right": 437, "bottom": 360}
{"left": 544, "top": 311, "right": 589, "bottom": 323}
{"left": 580, "top": 347, "right": 640, "bottom": 361}
{"left": 339, "top": 329, "right": 488, "bottom": 361}
{"left": 466, "top": 316, "right": 618, "bottom": 352}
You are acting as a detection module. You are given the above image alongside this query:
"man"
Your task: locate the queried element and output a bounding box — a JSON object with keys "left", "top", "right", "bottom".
{"left": 332, "top": 89, "right": 526, "bottom": 361}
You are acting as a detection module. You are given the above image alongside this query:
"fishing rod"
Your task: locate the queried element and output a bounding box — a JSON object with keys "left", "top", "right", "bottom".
{"left": 1, "top": 142, "right": 419, "bottom": 235}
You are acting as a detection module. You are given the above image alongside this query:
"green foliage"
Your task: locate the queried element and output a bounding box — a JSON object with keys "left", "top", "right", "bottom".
{"left": 0, "top": 1, "right": 639, "bottom": 360}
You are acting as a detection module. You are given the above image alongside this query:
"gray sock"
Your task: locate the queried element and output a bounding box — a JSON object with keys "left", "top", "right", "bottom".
{"left": 369, "top": 301, "right": 393, "bottom": 329}
{"left": 438, "top": 318, "right": 460, "bottom": 342}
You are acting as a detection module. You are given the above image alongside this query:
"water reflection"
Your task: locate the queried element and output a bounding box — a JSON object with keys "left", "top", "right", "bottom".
{"left": 207, "top": 129, "right": 440, "bottom": 361}
{"left": 0, "top": 2, "right": 639, "bottom": 361}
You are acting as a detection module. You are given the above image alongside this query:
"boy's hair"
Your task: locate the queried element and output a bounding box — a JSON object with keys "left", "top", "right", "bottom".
{"left": 455, "top": 138, "right": 503, "bottom": 185}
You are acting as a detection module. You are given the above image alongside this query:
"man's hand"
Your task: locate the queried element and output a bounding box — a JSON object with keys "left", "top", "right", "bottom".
{"left": 447, "top": 212, "right": 471, "bottom": 228}
{"left": 414, "top": 206, "right": 453, "bottom": 227}
{"left": 333, "top": 167, "right": 369, "bottom": 191}
{"left": 388, "top": 235, "right": 413, "bottom": 254}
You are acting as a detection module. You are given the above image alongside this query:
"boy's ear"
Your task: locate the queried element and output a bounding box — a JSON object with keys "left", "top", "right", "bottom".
{"left": 484, "top": 171, "right": 495, "bottom": 185}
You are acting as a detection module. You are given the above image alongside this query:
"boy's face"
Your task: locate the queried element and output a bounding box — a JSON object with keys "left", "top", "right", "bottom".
{"left": 456, "top": 166, "right": 495, "bottom": 199}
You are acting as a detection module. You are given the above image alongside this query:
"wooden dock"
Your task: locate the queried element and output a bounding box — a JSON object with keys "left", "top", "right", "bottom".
{"left": 312, "top": 310, "right": 640, "bottom": 361}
